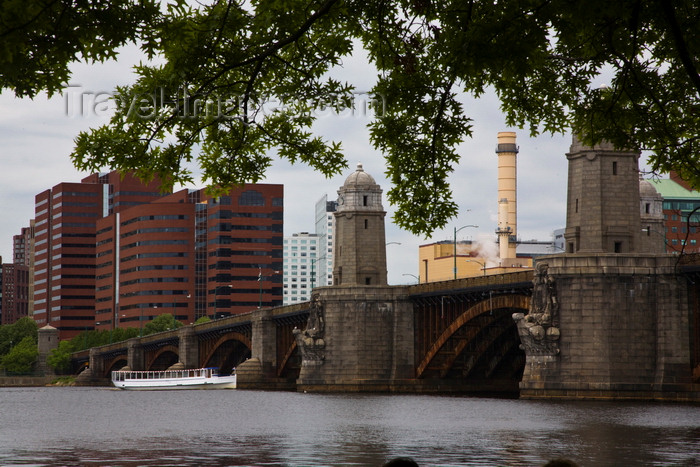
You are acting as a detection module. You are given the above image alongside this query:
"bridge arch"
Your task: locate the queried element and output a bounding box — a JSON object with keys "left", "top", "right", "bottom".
{"left": 146, "top": 345, "right": 179, "bottom": 370}
{"left": 201, "top": 332, "right": 251, "bottom": 374}
{"left": 416, "top": 294, "right": 530, "bottom": 381}
{"left": 105, "top": 355, "right": 128, "bottom": 375}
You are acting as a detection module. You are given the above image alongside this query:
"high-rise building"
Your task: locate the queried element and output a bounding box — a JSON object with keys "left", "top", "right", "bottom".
{"left": 94, "top": 184, "right": 284, "bottom": 331}
{"left": 283, "top": 232, "right": 319, "bottom": 304}
{"left": 33, "top": 172, "right": 167, "bottom": 339}
{"left": 314, "top": 195, "right": 336, "bottom": 287}
{"left": 0, "top": 224, "right": 34, "bottom": 325}
{"left": 202, "top": 185, "right": 283, "bottom": 316}
{"left": 94, "top": 189, "right": 196, "bottom": 330}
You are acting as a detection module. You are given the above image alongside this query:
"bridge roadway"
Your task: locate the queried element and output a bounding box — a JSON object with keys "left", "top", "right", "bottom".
{"left": 73, "top": 270, "right": 534, "bottom": 393}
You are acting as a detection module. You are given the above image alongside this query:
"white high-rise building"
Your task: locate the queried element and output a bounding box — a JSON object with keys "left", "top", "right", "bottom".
{"left": 282, "top": 232, "right": 319, "bottom": 304}
{"left": 314, "top": 195, "right": 337, "bottom": 287}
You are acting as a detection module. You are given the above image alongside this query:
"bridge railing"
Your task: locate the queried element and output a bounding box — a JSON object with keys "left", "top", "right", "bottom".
{"left": 407, "top": 270, "right": 534, "bottom": 295}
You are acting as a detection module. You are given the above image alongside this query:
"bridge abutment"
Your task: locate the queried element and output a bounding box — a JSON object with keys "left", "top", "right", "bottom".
{"left": 517, "top": 254, "right": 697, "bottom": 400}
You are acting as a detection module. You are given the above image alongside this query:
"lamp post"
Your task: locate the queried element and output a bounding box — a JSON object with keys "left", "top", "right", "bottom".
{"left": 465, "top": 259, "right": 486, "bottom": 276}
{"left": 402, "top": 273, "right": 419, "bottom": 283}
{"left": 310, "top": 255, "right": 327, "bottom": 291}
{"left": 454, "top": 224, "right": 479, "bottom": 279}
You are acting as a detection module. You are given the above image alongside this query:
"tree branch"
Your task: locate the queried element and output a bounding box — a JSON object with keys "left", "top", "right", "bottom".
{"left": 658, "top": 0, "right": 700, "bottom": 97}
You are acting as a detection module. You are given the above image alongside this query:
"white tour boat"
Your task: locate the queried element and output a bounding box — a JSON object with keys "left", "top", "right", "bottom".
{"left": 111, "top": 367, "right": 236, "bottom": 390}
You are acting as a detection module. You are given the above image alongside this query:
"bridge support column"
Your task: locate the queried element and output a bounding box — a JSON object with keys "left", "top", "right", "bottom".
{"left": 251, "top": 309, "right": 277, "bottom": 376}
{"left": 237, "top": 309, "right": 282, "bottom": 389}
{"left": 127, "top": 338, "right": 145, "bottom": 371}
{"left": 516, "top": 255, "right": 696, "bottom": 401}
{"left": 177, "top": 325, "right": 199, "bottom": 368}
{"left": 295, "top": 286, "right": 414, "bottom": 392}
{"left": 88, "top": 348, "right": 106, "bottom": 379}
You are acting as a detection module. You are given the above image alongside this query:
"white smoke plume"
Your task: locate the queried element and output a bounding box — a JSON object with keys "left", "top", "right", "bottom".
{"left": 472, "top": 233, "right": 500, "bottom": 267}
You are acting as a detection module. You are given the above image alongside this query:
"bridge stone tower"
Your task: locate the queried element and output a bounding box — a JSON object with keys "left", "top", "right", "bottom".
{"left": 515, "top": 135, "right": 694, "bottom": 400}
{"left": 295, "top": 164, "right": 413, "bottom": 391}
{"left": 564, "top": 136, "right": 641, "bottom": 254}
{"left": 332, "top": 163, "right": 387, "bottom": 286}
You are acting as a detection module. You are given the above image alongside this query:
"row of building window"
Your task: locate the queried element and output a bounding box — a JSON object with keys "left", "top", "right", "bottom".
{"left": 121, "top": 215, "right": 188, "bottom": 227}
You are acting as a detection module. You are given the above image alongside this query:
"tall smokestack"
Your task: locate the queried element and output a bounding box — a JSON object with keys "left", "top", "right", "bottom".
{"left": 496, "top": 131, "right": 518, "bottom": 260}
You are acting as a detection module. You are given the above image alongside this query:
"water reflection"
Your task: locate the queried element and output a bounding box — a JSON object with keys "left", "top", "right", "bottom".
{"left": 0, "top": 388, "right": 698, "bottom": 466}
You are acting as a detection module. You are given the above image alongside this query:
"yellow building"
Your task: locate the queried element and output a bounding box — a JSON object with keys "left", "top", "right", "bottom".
{"left": 418, "top": 240, "right": 533, "bottom": 283}
{"left": 418, "top": 241, "right": 485, "bottom": 282}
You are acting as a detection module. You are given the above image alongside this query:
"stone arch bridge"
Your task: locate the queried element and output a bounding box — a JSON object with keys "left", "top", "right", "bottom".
{"left": 74, "top": 271, "right": 533, "bottom": 394}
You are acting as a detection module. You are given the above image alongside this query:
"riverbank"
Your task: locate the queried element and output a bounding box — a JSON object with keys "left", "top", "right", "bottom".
{"left": 0, "top": 375, "right": 54, "bottom": 387}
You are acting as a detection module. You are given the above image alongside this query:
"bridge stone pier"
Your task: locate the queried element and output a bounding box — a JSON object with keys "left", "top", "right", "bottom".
{"left": 293, "top": 285, "right": 414, "bottom": 392}
{"left": 514, "top": 255, "right": 694, "bottom": 400}
{"left": 512, "top": 136, "right": 700, "bottom": 401}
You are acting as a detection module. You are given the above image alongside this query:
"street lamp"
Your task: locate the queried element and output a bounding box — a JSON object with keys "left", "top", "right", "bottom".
{"left": 465, "top": 259, "right": 486, "bottom": 276}
{"left": 310, "top": 255, "right": 327, "bottom": 290}
{"left": 454, "top": 224, "right": 479, "bottom": 279}
{"left": 402, "top": 273, "right": 419, "bottom": 283}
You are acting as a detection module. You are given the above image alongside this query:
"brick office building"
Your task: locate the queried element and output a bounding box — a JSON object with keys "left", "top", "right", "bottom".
{"left": 0, "top": 225, "right": 34, "bottom": 325}
{"left": 200, "top": 185, "right": 284, "bottom": 317}
{"left": 32, "top": 170, "right": 282, "bottom": 339}
{"left": 94, "top": 190, "right": 196, "bottom": 331}
{"left": 93, "top": 184, "right": 283, "bottom": 332}
{"left": 34, "top": 172, "right": 165, "bottom": 339}
{"left": 0, "top": 263, "right": 29, "bottom": 325}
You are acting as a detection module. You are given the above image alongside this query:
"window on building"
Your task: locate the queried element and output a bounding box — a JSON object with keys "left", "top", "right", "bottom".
{"left": 612, "top": 161, "right": 618, "bottom": 175}
{"left": 239, "top": 190, "right": 265, "bottom": 206}
{"left": 614, "top": 241, "right": 622, "bottom": 253}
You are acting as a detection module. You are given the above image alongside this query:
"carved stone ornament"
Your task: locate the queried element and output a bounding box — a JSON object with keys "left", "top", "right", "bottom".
{"left": 293, "top": 293, "right": 326, "bottom": 364}
{"left": 513, "top": 262, "right": 561, "bottom": 356}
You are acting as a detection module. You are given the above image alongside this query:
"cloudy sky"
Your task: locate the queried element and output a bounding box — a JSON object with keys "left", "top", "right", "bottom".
{"left": 0, "top": 43, "right": 649, "bottom": 285}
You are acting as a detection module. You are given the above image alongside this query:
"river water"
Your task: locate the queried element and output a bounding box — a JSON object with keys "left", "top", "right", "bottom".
{"left": 0, "top": 387, "right": 698, "bottom": 466}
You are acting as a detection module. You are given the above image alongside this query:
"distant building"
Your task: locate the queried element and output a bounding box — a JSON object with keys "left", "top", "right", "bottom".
{"left": 418, "top": 240, "right": 482, "bottom": 283}
{"left": 1, "top": 263, "right": 29, "bottom": 325}
{"left": 1, "top": 224, "right": 34, "bottom": 325}
{"left": 418, "top": 238, "right": 543, "bottom": 284}
{"left": 314, "top": 195, "right": 337, "bottom": 287}
{"left": 33, "top": 171, "right": 166, "bottom": 339}
{"left": 33, "top": 170, "right": 283, "bottom": 339}
{"left": 650, "top": 173, "right": 700, "bottom": 254}
{"left": 94, "top": 184, "right": 284, "bottom": 330}
{"left": 283, "top": 232, "right": 319, "bottom": 304}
